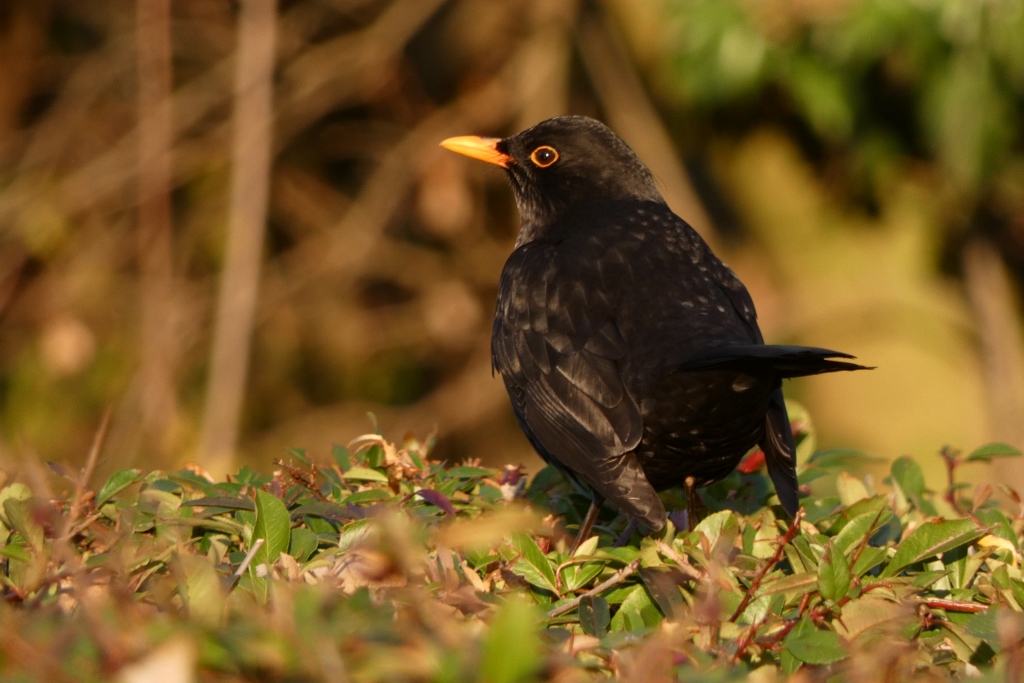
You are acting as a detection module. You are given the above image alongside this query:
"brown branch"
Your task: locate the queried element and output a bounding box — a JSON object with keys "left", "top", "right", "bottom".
{"left": 963, "top": 240, "right": 1024, "bottom": 482}
{"left": 577, "top": 9, "right": 717, "bottom": 246}
{"left": 546, "top": 558, "right": 641, "bottom": 619}
{"left": 136, "top": 0, "right": 179, "bottom": 458}
{"left": 274, "top": 458, "right": 331, "bottom": 503}
{"left": 199, "top": 0, "right": 279, "bottom": 475}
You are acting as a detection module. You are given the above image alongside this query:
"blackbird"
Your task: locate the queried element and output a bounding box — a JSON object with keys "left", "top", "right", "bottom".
{"left": 441, "top": 116, "right": 868, "bottom": 548}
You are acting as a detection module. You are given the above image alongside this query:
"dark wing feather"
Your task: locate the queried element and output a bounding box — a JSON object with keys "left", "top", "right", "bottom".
{"left": 493, "top": 242, "right": 664, "bottom": 529}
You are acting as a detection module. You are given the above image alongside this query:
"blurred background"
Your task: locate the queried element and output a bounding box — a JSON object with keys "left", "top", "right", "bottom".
{"left": 1, "top": 0, "right": 1023, "bottom": 491}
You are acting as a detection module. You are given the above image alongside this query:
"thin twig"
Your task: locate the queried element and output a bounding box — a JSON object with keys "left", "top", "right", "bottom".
{"left": 230, "top": 538, "right": 266, "bottom": 588}
{"left": 847, "top": 507, "right": 885, "bottom": 570}
{"left": 921, "top": 598, "right": 987, "bottom": 614}
{"left": 275, "top": 458, "right": 331, "bottom": 503}
{"left": 729, "top": 508, "right": 804, "bottom": 623}
{"left": 546, "top": 558, "right": 641, "bottom": 619}
{"left": 63, "top": 407, "right": 112, "bottom": 538}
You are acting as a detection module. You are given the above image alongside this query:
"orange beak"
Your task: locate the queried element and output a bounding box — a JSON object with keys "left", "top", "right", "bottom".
{"left": 439, "top": 136, "right": 513, "bottom": 168}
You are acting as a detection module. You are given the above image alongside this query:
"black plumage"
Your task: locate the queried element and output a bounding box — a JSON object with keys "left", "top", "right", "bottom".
{"left": 441, "top": 116, "right": 868, "bottom": 541}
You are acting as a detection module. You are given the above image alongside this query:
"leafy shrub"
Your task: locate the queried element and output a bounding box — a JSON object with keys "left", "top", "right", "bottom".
{"left": 0, "top": 433, "right": 1022, "bottom": 681}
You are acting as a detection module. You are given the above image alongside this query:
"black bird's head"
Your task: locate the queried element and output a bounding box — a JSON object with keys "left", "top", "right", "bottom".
{"left": 441, "top": 116, "right": 664, "bottom": 242}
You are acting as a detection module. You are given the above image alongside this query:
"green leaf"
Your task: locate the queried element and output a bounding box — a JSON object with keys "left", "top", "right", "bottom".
{"left": 964, "top": 608, "right": 1001, "bottom": 645}
{"left": 332, "top": 444, "right": 353, "bottom": 471}
{"left": 751, "top": 509, "right": 780, "bottom": 559}
{"left": 836, "top": 472, "right": 870, "bottom": 506}
{"left": 833, "top": 509, "right": 892, "bottom": 556}
{"left": 285, "top": 447, "right": 310, "bottom": 464}
{"left": 344, "top": 489, "right": 392, "bottom": 505}
{"left": 693, "top": 510, "right": 739, "bottom": 556}
{"left": 512, "top": 532, "right": 558, "bottom": 594}
{"left": 834, "top": 596, "right": 915, "bottom": 642}
{"left": 818, "top": 544, "right": 851, "bottom": 603}
{"left": 966, "top": 443, "right": 1022, "bottom": 462}
{"left": 594, "top": 547, "right": 641, "bottom": 565}
{"left": 342, "top": 467, "right": 389, "bottom": 482}
{"left": 96, "top": 468, "right": 142, "bottom": 506}
{"left": 177, "top": 553, "right": 225, "bottom": 626}
{"left": 639, "top": 567, "right": 686, "bottom": 618}
{"left": 807, "top": 449, "right": 878, "bottom": 469}
{"left": 480, "top": 597, "right": 541, "bottom": 683}
{"left": 291, "top": 502, "right": 356, "bottom": 522}
{"left": 851, "top": 546, "right": 888, "bottom": 577}
{"left": 253, "top": 490, "right": 291, "bottom": 568}
{"left": 3, "top": 499, "right": 43, "bottom": 551}
{"left": 288, "top": 527, "right": 319, "bottom": 562}
{"left": 890, "top": 456, "right": 937, "bottom": 515}
{"left": 890, "top": 455, "right": 925, "bottom": 499}
{"left": 829, "top": 495, "right": 889, "bottom": 535}
{"left": 608, "top": 584, "right": 660, "bottom": 632}
{"left": 562, "top": 562, "right": 604, "bottom": 592}
{"left": 579, "top": 596, "right": 610, "bottom": 637}
{"left": 883, "top": 518, "right": 985, "bottom": 577}
{"left": 0, "top": 484, "right": 31, "bottom": 528}
{"left": 181, "top": 496, "right": 255, "bottom": 511}
{"left": 444, "top": 466, "right": 494, "bottom": 479}
{"left": 760, "top": 572, "right": 819, "bottom": 598}
{"left": 784, "top": 616, "right": 847, "bottom": 665}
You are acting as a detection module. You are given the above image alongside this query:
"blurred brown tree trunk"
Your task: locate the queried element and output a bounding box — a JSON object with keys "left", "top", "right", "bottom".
{"left": 0, "top": 4, "right": 48, "bottom": 137}
{"left": 199, "top": 0, "right": 278, "bottom": 475}
{"left": 136, "top": 0, "right": 179, "bottom": 458}
{"left": 963, "top": 240, "right": 1024, "bottom": 488}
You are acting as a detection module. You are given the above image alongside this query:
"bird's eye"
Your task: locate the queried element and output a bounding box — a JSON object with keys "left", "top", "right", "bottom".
{"left": 530, "top": 146, "right": 559, "bottom": 168}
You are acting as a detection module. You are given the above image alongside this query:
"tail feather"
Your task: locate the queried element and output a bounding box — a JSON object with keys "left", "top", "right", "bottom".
{"left": 682, "top": 344, "right": 872, "bottom": 379}
{"left": 762, "top": 389, "right": 799, "bottom": 516}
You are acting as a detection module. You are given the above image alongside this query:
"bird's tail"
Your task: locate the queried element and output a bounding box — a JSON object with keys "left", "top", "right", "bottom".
{"left": 682, "top": 344, "right": 872, "bottom": 378}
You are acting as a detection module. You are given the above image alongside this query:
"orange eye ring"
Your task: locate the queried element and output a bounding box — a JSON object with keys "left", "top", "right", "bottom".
{"left": 530, "top": 145, "right": 559, "bottom": 168}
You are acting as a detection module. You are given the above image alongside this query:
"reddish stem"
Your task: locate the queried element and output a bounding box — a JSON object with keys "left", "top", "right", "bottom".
{"left": 922, "top": 598, "right": 987, "bottom": 613}
{"left": 730, "top": 509, "right": 804, "bottom": 623}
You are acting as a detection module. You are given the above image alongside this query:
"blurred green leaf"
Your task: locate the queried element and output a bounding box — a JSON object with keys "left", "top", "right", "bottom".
{"left": 288, "top": 527, "right": 319, "bottom": 562}
{"left": 784, "top": 616, "right": 847, "bottom": 665}
{"left": 966, "top": 443, "right": 1022, "bottom": 462}
{"left": 3, "top": 499, "right": 43, "bottom": 551}
{"left": 332, "top": 444, "right": 353, "bottom": 471}
{"left": 579, "top": 595, "right": 610, "bottom": 637}
{"left": 480, "top": 597, "right": 541, "bottom": 683}
{"left": 343, "top": 467, "right": 389, "bottom": 482}
{"left": 96, "top": 468, "right": 142, "bottom": 506}
{"left": 694, "top": 510, "right": 739, "bottom": 556}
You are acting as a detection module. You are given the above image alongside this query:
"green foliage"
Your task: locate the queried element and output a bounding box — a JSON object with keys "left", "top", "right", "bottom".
{"left": 0, "top": 433, "right": 1023, "bottom": 681}
{"left": 663, "top": 0, "right": 1024, "bottom": 215}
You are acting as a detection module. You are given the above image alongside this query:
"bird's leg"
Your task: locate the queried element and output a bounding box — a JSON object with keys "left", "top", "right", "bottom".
{"left": 569, "top": 496, "right": 604, "bottom": 556}
{"left": 613, "top": 518, "right": 639, "bottom": 547}
{"left": 684, "top": 476, "right": 700, "bottom": 531}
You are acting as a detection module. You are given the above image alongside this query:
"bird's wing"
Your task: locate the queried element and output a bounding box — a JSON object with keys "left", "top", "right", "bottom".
{"left": 707, "top": 255, "right": 765, "bottom": 343}
{"left": 492, "top": 242, "right": 664, "bottom": 529}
